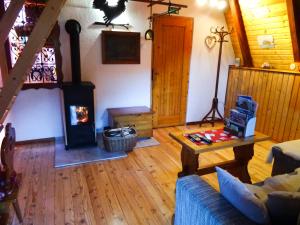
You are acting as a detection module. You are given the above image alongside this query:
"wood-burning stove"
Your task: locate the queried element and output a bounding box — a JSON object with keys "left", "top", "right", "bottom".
{"left": 62, "top": 19, "right": 97, "bottom": 150}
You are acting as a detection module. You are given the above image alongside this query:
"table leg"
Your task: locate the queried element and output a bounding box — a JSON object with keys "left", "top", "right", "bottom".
{"left": 227, "top": 143, "right": 254, "bottom": 183}
{"left": 12, "top": 199, "right": 23, "bottom": 223}
{"left": 178, "top": 146, "right": 199, "bottom": 177}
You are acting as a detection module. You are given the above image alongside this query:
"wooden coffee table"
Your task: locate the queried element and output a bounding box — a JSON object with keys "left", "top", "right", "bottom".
{"left": 169, "top": 129, "right": 269, "bottom": 183}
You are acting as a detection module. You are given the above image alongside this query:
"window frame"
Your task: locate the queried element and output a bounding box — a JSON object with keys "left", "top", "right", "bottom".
{"left": 0, "top": 0, "right": 63, "bottom": 90}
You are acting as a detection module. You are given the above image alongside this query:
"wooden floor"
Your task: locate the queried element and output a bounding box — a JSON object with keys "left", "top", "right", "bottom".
{"left": 11, "top": 124, "right": 275, "bottom": 225}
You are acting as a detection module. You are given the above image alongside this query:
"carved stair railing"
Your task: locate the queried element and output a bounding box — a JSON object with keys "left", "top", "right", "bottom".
{"left": 0, "top": 0, "right": 67, "bottom": 124}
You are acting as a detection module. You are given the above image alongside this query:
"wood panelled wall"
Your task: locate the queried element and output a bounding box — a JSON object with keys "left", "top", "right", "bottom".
{"left": 225, "top": 0, "right": 294, "bottom": 70}
{"left": 225, "top": 66, "right": 300, "bottom": 142}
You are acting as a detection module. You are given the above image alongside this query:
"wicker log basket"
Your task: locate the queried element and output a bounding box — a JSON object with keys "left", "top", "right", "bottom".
{"left": 103, "top": 127, "right": 137, "bottom": 152}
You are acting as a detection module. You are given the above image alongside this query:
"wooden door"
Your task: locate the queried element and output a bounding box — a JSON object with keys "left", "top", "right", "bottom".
{"left": 152, "top": 16, "right": 193, "bottom": 128}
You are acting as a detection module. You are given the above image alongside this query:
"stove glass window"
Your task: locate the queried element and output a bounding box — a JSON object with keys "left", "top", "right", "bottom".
{"left": 70, "top": 106, "right": 89, "bottom": 125}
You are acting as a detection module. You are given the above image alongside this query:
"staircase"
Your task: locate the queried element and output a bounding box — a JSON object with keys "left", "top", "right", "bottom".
{"left": 0, "top": 0, "right": 67, "bottom": 124}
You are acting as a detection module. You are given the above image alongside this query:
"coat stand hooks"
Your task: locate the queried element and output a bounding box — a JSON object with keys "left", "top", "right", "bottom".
{"left": 199, "top": 26, "right": 232, "bottom": 127}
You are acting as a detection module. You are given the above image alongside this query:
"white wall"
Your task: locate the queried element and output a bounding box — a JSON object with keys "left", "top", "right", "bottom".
{"left": 4, "top": 89, "right": 64, "bottom": 141}
{"left": 179, "top": 0, "right": 235, "bottom": 121}
{"left": 5, "top": 0, "right": 235, "bottom": 141}
{"left": 59, "top": 0, "right": 153, "bottom": 129}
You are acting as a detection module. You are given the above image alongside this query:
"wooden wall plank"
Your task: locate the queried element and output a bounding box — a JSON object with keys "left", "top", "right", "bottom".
{"left": 264, "top": 73, "right": 280, "bottom": 136}
{"left": 269, "top": 73, "right": 284, "bottom": 137}
{"left": 247, "top": 70, "right": 255, "bottom": 95}
{"left": 235, "top": 68, "right": 244, "bottom": 98}
{"left": 255, "top": 72, "right": 266, "bottom": 131}
{"left": 226, "top": 66, "right": 300, "bottom": 141}
{"left": 288, "top": 88, "right": 300, "bottom": 140}
{"left": 282, "top": 75, "right": 300, "bottom": 141}
{"left": 272, "top": 74, "right": 289, "bottom": 140}
{"left": 258, "top": 72, "right": 273, "bottom": 132}
{"left": 240, "top": 69, "right": 250, "bottom": 94}
{"left": 276, "top": 74, "right": 294, "bottom": 141}
{"left": 224, "top": 69, "right": 234, "bottom": 117}
{"left": 249, "top": 70, "right": 258, "bottom": 98}
{"left": 229, "top": 69, "right": 239, "bottom": 112}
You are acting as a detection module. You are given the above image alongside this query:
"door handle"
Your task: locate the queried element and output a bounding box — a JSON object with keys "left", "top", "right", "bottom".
{"left": 152, "top": 71, "right": 159, "bottom": 81}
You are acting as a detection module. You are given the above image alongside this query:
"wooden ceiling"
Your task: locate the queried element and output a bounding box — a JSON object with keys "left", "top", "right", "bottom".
{"left": 131, "top": 0, "right": 187, "bottom": 8}
{"left": 227, "top": 0, "right": 300, "bottom": 67}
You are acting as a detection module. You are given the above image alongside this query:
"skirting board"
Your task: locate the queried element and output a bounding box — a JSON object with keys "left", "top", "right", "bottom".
{"left": 14, "top": 122, "right": 224, "bottom": 146}
{"left": 15, "top": 132, "right": 102, "bottom": 146}
{"left": 16, "top": 137, "right": 56, "bottom": 146}
{"left": 186, "top": 119, "right": 223, "bottom": 125}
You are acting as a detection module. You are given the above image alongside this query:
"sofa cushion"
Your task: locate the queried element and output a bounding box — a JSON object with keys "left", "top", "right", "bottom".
{"left": 245, "top": 168, "right": 300, "bottom": 203}
{"left": 245, "top": 183, "right": 269, "bottom": 202}
{"left": 261, "top": 167, "right": 300, "bottom": 192}
{"left": 266, "top": 191, "right": 300, "bottom": 225}
{"left": 245, "top": 167, "right": 300, "bottom": 200}
{"left": 267, "top": 140, "right": 300, "bottom": 163}
{"left": 216, "top": 167, "right": 270, "bottom": 224}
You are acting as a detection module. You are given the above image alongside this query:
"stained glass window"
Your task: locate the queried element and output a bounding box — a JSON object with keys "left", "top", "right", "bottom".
{"left": 4, "top": 0, "right": 59, "bottom": 86}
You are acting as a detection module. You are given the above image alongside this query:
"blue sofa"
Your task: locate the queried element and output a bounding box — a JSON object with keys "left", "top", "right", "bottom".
{"left": 174, "top": 175, "right": 258, "bottom": 225}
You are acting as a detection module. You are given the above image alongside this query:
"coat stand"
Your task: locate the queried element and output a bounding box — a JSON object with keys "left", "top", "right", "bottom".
{"left": 200, "top": 26, "right": 231, "bottom": 127}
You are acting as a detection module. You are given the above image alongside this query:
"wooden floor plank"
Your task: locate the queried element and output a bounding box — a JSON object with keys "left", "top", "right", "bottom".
{"left": 63, "top": 169, "right": 75, "bottom": 225}
{"left": 82, "top": 165, "right": 108, "bottom": 225}
{"left": 91, "top": 163, "right": 127, "bottom": 225}
{"left": 11, "top": 125, "right": 276, "bottom": 225}
{"left": 44, "top": 146, "right": 55, "bottom": 225}
{"left": 22, "top": 148, "right": 43, "bottom": 225}
{"left": 70, "top": 167, "right": 88, "bottom": 225}
{"left": 54, "top": 169, "right": 65, "bottom": 225}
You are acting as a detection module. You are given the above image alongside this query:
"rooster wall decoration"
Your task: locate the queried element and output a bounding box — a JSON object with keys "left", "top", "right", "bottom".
{"left": 93, "top": 0, "right": 128, "bottom": 25}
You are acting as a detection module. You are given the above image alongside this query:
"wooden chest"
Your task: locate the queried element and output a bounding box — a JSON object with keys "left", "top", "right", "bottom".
{"left": 107, "top": 106, "right": 153, "bottom": 138}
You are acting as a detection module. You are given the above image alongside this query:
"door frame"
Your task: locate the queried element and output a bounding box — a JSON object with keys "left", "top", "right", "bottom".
{"left": 150, "top": 15, "right": 194, "bottom": 128}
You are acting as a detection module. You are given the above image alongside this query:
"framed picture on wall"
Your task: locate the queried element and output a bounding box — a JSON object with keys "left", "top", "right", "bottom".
{"left": 101, "top": 31, "right": 141, "bottom": 64}
{"left": 257, "top": 35, "right": 274, "bottom": 49}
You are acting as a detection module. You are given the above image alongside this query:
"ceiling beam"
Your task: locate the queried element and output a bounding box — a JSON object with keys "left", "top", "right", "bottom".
{"left": 286, "top": 0, "right": 300, "bottom": 62}
{"left": 130, "top": 0, "right": 187, "bottom": 8}
{"left": 228, "top": 0, "right": 253, "bottom": 67}
{"left": 148, "top": 0, "right": 165, "bottom": 7}
{"left": 0, "top": 1, "right": 8, "bottom": 89}
{"left": 0, "top": 45, "right": 8, "bottom": 87}
{"left": 0, "top": 0, "right": 25, "bottom": 45}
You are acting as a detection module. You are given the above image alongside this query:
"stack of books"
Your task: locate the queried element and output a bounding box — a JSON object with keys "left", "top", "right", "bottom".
{"left": 224, "top": 95, "right": 257, "bottom": 137}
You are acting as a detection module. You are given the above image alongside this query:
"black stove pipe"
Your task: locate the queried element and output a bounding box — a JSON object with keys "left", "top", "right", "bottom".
{"left": 65, "top": 19, "right": 82, "bottom": 84}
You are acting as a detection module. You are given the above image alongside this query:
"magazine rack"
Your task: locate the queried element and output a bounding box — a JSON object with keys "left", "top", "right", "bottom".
{"left": 244, "top": 117, "right": 256, "bottom": 137}
{"left": 224, "top": 96, "right": 257, "bottom": 138}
